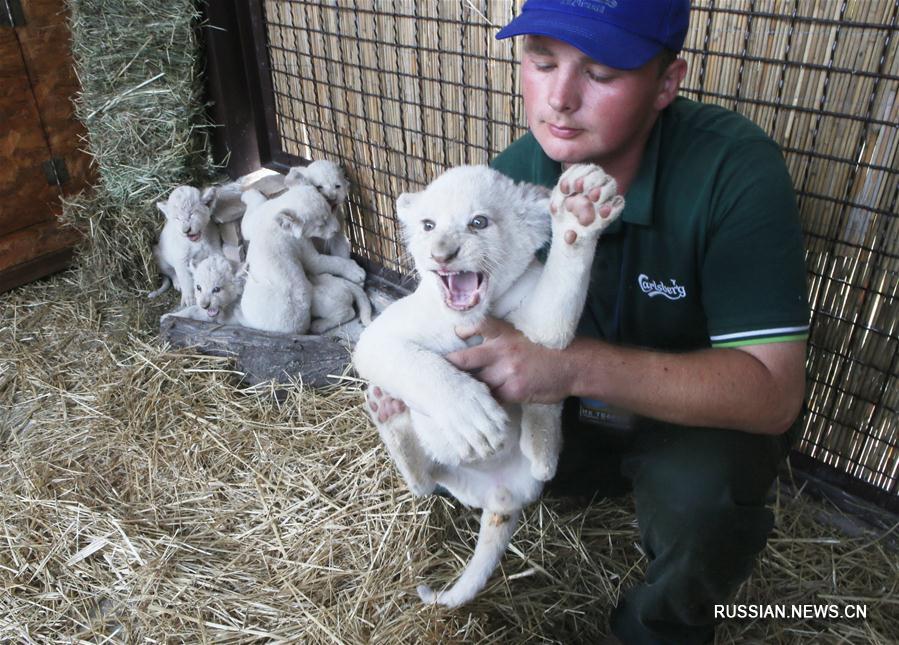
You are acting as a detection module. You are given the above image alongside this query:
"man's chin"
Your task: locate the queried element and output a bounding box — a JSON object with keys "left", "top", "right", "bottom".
{"left": 533, "top": 131, "right": 598, "bottom": 165}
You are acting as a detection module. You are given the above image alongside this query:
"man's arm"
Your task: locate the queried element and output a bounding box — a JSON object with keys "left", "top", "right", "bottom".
{"left": 448, "top": 318, "right": 806, "bottom": 436}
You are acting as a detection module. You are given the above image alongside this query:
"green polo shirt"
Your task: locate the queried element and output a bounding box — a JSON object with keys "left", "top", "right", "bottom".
{"left": 491, "top": 97, "right": 809, "bottom": 352}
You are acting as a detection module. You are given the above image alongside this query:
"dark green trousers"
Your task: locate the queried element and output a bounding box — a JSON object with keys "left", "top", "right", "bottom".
{"left": 548, "top": 399, "right": 794, "bottom": 645}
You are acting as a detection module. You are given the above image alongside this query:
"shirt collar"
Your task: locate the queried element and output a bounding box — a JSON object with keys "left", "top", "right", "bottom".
{"left": 620, "top": 113, "right": 662, "bottom": 227}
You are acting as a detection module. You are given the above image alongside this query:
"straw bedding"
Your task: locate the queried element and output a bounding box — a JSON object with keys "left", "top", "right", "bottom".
{"left": 1, "top": 276, "right": 897, "bottom": 643}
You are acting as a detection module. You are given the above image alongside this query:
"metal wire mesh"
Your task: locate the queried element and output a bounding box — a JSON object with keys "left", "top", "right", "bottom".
{"left": 259, "top": 0, "right": 898, "bottom": 505}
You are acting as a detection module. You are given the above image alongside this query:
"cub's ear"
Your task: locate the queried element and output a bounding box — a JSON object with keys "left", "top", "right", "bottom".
{"left": 201, "top": 186, "right": 217, "bottom": 207}
{"left": 284, "top": 166, "right": 309, "bottom": 188}
{"left": 395, "top": 191, "right": 420, "bottom": 226}
{"left": 230, "top": 259, "right": 247, "bottom": 288}
{"left": 156, "top": 201, "right": 169, "bottom": 217}
{"left": 276, "top": 210, "right": 302, "bottom": 234}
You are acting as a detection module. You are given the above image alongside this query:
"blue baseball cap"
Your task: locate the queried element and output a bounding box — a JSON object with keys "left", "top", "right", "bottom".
{"left": 496, "top": 0, "right": 690, "bottom": 70}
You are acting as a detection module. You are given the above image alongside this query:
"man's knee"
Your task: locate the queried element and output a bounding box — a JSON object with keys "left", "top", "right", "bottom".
{"left": 633, "top": 455, "right": 775, "bottom": 561}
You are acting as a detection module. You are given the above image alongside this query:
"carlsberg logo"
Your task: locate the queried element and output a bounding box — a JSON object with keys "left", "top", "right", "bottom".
{"left": 638, "top": 274, "right": 687, "bottom": 300}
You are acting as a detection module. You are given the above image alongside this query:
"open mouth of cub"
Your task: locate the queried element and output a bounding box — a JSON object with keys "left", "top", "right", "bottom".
{"left": 206, "top": 307, "right": 219, "bottom": 318}
{"left": 435, "top": 270, "right": 486, "bottom": 311}
{"left": 187, "top": 232, "right": 201, "bottom": 242}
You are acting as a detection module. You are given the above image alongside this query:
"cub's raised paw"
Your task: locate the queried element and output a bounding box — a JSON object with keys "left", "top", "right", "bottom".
{"left": 550, "top": 164, "right": 625, "bottom": 245}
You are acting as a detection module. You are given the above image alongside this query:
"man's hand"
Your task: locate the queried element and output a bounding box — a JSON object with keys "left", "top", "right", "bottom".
{"left": 446, "top": 317, "right": 573, "bottom": 404}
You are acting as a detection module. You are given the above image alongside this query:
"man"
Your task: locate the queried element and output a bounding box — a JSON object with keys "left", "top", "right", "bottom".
{"left": 370, "top": 1, "right": 808, "bottom": 642}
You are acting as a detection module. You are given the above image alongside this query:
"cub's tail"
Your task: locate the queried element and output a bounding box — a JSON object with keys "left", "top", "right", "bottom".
{"left": 345, "top": 279, "right": 373, "bottom": 326}
{"left": 148, "top": 275, "right": 172, "bottom": 299}
{"left": 417, "top": 507, "right": 521, "bottom": 608}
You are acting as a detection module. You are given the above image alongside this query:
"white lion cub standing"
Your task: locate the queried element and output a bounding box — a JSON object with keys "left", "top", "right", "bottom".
{"left": 149, "top": 185, "right": 222, "bottom": 306}
{"left": 353, "top": 164, "right": 624, "bottom": 607}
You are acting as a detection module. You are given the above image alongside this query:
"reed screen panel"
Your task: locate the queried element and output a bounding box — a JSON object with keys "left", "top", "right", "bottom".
{"left": 260, "top": 0, "right": 898, "bottom": 505}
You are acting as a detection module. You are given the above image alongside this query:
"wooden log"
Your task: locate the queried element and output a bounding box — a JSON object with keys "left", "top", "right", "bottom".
{"left": 160, "top": 315, "right": 354, "bottom": 388}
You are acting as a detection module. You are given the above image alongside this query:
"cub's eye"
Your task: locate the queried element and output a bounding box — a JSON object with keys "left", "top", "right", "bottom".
{"left": 315, "top": 184, "right": 323, "bottom": 191}
{"left": 422, "top": 219, "right": 435, "bottom": 232}
{"left": 196, "top": 285, "right": 202, "bottom": 291}
{"left": 212, "top": 286, "right": 221, "bottom": 294}
{"left": 469, "top": 215, "right": 489, "bottom": 230}
{"left": 334, "top": 184, "right": 341, "bottom": 189}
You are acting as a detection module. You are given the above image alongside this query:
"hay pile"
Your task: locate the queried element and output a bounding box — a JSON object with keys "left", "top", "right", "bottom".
{"left": 61, "top": 0, "right": 213, "bottom": 294}
{"left": 1, "top": 279, "right": 897, "bottom": 643}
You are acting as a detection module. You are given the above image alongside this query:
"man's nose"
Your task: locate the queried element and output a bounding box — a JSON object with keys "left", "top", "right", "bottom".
{"left": 548, "top": 68, "right": 580, "bottom": 113}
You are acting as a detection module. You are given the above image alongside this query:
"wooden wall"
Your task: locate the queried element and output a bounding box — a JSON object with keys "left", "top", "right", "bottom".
{"left": 0, "top": 0, "right": 93, "bottom": 292}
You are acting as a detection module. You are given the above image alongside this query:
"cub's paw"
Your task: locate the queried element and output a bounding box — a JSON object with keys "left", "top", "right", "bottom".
{"left": 431, "top": 378, "right": 509, "bottom": 463}
{"left": 550, "top": 164, "right": 625, "bottom": 245}
{"left": 417, "top": 584, "right": 464, "bottom": 608}
{"left": 345, "top": 262, "right": 366, "bottom": 284}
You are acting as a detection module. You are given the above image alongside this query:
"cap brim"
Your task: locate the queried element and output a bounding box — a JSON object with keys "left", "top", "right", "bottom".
{"left": 496, "top": 10, "right": 663, "bottom": 70}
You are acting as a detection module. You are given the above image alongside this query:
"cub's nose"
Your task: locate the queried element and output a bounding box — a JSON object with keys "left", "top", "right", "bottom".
{"left": 430, "top": 247, "right": 459, "bottom": 264}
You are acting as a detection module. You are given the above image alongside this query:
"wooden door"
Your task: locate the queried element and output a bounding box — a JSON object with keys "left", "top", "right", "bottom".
{"left": 0, "top": 0, "right": 93, "bottom": 293}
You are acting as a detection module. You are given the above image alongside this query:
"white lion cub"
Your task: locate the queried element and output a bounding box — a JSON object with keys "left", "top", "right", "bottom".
{"left": 149, "top": 185, "right": 222, "bottom": 306}
{"left": 286, "top": 160, "right": 352, "bottom": 258}
{"left": 240, "top": 175, "right": 364, "bottom": 285}
{"left": 162, "top": 254, "right": 246, "bottom": 325}
{"left": 353, "top": 164, "right": 624, "bottom": 608}
{"left": 240, "top": 188, "right": 345, "bottom": 334}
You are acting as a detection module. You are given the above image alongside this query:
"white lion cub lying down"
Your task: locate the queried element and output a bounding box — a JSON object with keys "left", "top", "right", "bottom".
{"left": 353, "top": 164, "right": 624, "bottom": 607}
{"left": 149, "top": 185, "right": 222, "bottom": 306}
{"left": 162, "top": 254, "right": 246, "bottom": 325}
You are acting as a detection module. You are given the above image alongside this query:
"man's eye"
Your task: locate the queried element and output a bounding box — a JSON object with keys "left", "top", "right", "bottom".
{"left": 587, "top": 69, "right": 613, "bottom": 82}
{"left": 422, "top": 219, "right": 435, "bottom": 232}
{"left": 469, "top": 215, "right": 488, "bottom": 230}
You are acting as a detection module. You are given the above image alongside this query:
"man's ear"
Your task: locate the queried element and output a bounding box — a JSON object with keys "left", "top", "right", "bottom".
{"left": 654, "top": 58, "right": 687, "bottom": 111}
